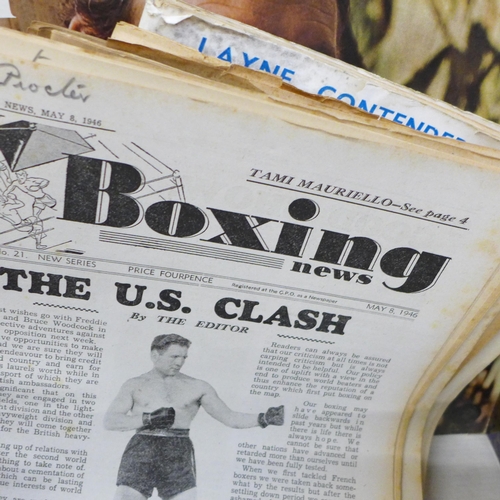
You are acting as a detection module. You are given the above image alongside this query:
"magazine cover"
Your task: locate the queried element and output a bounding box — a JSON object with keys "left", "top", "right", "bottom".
{"left": 3, "top": 0, "right": 500, "bottom": 124}
{"left": 436, "top": 357, "right": 500, "bottom": 459}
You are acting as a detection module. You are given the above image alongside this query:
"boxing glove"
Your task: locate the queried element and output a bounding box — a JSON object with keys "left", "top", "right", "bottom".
{"left": 142, "top": 407, "right": 175, "bottom": 429}
{"left": 258, "top": 405, "right": 284, "bottom": 428}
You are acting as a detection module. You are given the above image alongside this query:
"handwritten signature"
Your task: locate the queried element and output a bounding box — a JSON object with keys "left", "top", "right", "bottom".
{"left": 0, "top": 63, "right": 91, "bottom": 102}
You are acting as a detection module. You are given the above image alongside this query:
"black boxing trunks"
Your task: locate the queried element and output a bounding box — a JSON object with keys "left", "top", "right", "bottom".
{"left": 117, "top": 429, "right": 196, "bottom": 498}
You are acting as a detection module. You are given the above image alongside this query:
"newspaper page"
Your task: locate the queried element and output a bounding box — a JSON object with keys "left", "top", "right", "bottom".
{"left": 426, "top": 434, "right": 500, "bottom": 500}
{"left": 1, "top": 29, "right": 500, "bottom": 500}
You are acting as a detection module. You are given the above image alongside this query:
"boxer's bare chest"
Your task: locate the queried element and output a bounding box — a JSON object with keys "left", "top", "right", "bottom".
{"left": 131, "top": 376, "right": 203, "bottom": 414}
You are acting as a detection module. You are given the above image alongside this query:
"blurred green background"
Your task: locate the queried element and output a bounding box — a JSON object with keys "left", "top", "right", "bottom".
{"left": 350, "top": 0, "right": 500, "bottom": 123}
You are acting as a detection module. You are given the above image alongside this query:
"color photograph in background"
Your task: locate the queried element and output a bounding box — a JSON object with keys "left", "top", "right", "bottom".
{"left": 4, "top": 0, "right": 500, "bottom": 123}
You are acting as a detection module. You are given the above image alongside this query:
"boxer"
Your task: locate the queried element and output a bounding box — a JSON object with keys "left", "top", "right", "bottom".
{"left": 104, "top": 334, "right": 284, "bottom": 500}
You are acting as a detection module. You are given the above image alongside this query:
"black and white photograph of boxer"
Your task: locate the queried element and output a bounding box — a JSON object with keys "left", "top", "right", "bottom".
{"left": 104, "top": 333, "right": 284, "bottom": 500}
